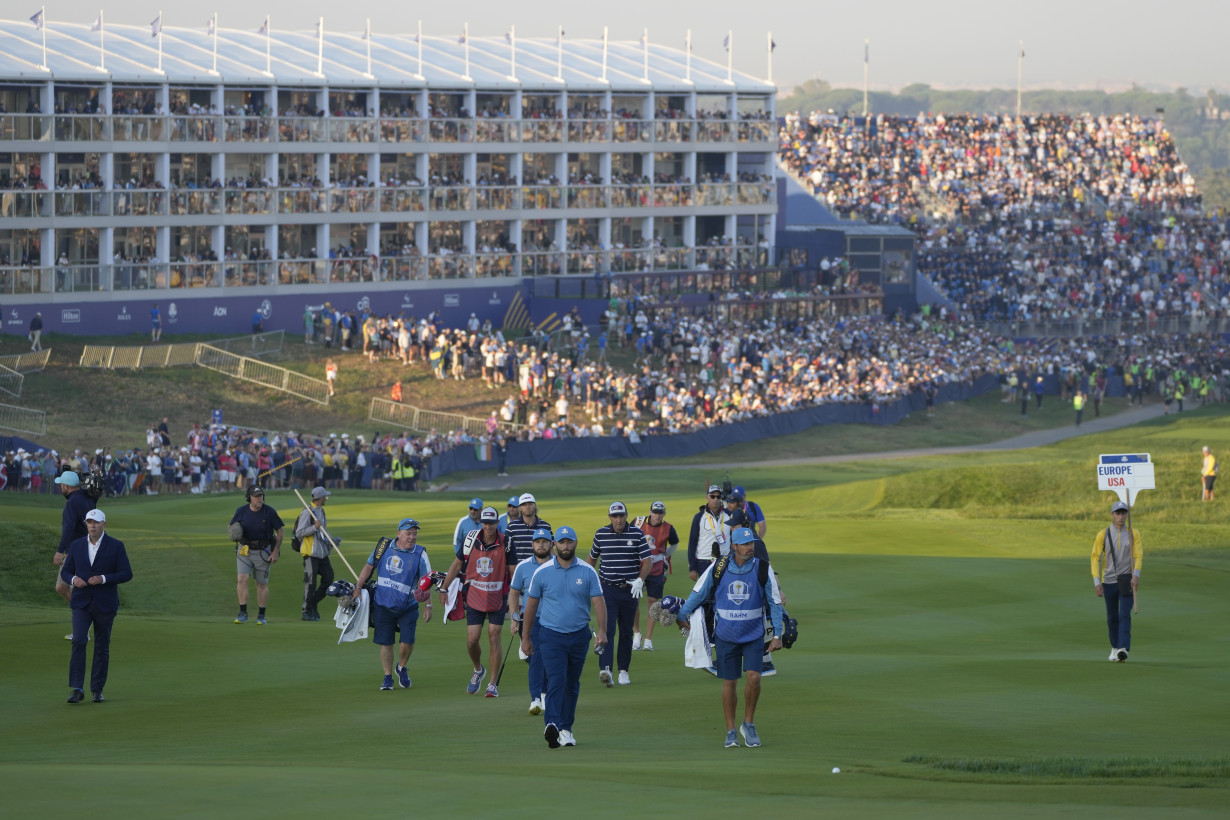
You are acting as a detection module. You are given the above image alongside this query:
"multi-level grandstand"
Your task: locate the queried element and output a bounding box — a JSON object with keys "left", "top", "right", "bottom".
{"left": 0, "top": 16, "right": 787, "bottom": 335}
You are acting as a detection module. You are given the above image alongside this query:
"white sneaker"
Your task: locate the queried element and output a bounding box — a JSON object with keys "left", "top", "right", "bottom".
{"left": 559, "top": 729, "right": 576, "bottom": 746}
{"left": 528, "top": 698, "right": 543, "bottom": 715}
{"left": 617, "top": 670, "right": 631, "bottom": 685}
{"left": 1116, "top": 649, "right": 1129, "bottom": 662}
{"left": 642, "top": 639, "right": 654, "bottom": 651}
{"left": 631, "top": 632, "right": 642, "bottom": 650}
{"left": 1108, "top": 648, "right": 1118, "bottom": 662}
{"left": 599, "top": 667, "right": 614, "bottom": 687}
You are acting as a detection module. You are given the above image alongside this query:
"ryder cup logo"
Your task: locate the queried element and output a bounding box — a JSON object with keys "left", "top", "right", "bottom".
{"left": 728, "top": 580, "right": 750, "bottom": 604}
{"left": 645, "top": 534, "right": 657, "bottom": 550}
{"left": 476, "top": 556, "right": 494, "bottom": 577}
{"left": 387, "top": 555, "right": 404, "bottom": 574}
{"left": 168, "top": 302, "right": 178, "bottom": 323}
{"left": 258, "top": 299, "right": 273, "bottom": 320}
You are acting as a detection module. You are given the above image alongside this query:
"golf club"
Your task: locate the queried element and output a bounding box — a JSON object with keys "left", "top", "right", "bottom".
{"left": 493, "top": 631, "right": 517, "bottom": 686}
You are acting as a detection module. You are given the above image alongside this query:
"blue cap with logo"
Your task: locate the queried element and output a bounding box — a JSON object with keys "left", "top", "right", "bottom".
{"left": 469, "top": 497, "right": 483, "bottom": 510}
{"left": 508, "top": 496, "right": 520, "bottom": 507}
{"left": 398, "top": 518, "right": 421, "bottom": 530}
{"left": 554, "top": 525, "right": 577, "bottom": 542}
{"left": 532, "top": 527, "right": 554, "bottom": 541}
{"left": 728, "top": 488, "right": 745, "bottom": 502}
{"left": 731, "top": 527, "right": 755, "bottom": 545}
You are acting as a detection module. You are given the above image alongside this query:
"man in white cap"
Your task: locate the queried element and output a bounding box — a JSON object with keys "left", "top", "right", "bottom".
{"left": 295, "top": 486, "right": 336, "bottom": 621}
{"left": 61, "top": 509, "right": 133, "bottom": 703}
{"left": 587, "top": 501, "right": 651, "bottom": 686}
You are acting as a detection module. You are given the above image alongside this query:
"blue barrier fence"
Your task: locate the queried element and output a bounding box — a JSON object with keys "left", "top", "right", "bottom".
{"left": 424, "top": 373, "right": 1002, "bottom": 480}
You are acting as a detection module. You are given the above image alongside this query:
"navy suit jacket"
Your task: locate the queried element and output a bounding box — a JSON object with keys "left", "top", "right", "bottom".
{"left": 60, "top": 533, "right": 133, "bottom": 613}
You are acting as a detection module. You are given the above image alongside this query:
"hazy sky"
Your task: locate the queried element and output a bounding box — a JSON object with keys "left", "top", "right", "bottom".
{"left": 27, "top": 0, "right": 1230, "bottom": 93}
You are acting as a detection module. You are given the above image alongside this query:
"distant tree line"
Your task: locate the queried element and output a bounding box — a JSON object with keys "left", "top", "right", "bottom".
{"left": 778, "top": 82, "right": 1230, "bottom": 209}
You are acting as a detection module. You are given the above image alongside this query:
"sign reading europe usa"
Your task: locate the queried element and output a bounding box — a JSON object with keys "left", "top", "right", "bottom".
{"left": 1097, "top": 453, "right": 1155, "bottom": 504}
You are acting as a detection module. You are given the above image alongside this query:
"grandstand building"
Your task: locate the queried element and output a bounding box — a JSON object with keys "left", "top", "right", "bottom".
{"left": 0, "top": 17, "right": 781, "bottom": 335}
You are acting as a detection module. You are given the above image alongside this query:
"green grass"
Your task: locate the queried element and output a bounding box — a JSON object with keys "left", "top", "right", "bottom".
{"left": 4, "top": 410, "right": 1230, "bottom": 818}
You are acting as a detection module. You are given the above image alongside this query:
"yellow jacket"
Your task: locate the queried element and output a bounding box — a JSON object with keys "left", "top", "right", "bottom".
{"left": 1091, "top": 525, "right": 1142, "bottom": 583}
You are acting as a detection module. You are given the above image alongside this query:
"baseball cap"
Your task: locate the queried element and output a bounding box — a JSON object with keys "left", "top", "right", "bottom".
{"left": 469, "top": 497, "right": 484, "bottom": 510}
{"left": 707, "top": 484, "right": 721, "bottom": 495}
{"left": 1111, "top": 501, "right": 1129, "bottom": 513}
{"left": 398, "top": 518, "right": 421, "bottom": 530}
{"left": 608, "top": 501, "right": 627, "bottom": 516}
{"left": 248, "top": 485, "right": 265, "bottom": 496}
{"left": 532, "top": 527, "right": 553, "bottom": 541}
{"left": 480, "top": 506, "right": 499, "bottom": 522}
{"left": 726, "top": 510, "right": 747, "bottom": 529}
{"left": 311, "top": 486, "right": 331, "bottom": 500}
{"left": 650, "top": 500, "right": 666, "bottom": 513}
{"left": 555, "top": 526, "right": 577, "bottom": 542}
{"left": 728, "top": 488, "right": 745, "bottom": 502}
{"left": 84, "top": 509, "right": 106, "bottom": 523}
{"left": 731, "top": 527, "right": 755, "bottom": 545}
{"left": 507, "top": 495, "right": 520, "bottom": 507}
{"left": 518, "top": 493, "right": 536, "bottom": 505}
{"left": 55, "top": 471, "right": 80, "bottom": 486}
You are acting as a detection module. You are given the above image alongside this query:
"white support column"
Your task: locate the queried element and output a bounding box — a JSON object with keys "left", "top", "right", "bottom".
{"left": 415, "top": 222, "right": 428, "bottom": 255}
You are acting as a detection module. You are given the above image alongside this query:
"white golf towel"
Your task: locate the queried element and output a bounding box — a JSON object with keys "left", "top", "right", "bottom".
{"left": 335, "top": 589, "right": 370, "bottom": 644}
{"left": 445, "top": 577, "right": 462, "bottom": 619}
{"left": 683, "top": 620, "right": 712, "bottom": 669}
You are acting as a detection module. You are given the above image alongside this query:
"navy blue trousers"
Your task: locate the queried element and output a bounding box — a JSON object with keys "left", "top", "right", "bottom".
{"left": 1103, "top": 582, "right": 1133, "bottom": 650}
{"left": 539, "top": 626, "right": 589, "bottom": 732}
{"left": 70, "top": 607, "right": 116, "bottom": 694}
{"left": 598, "top": 581, "right": 636, "bottom": 673}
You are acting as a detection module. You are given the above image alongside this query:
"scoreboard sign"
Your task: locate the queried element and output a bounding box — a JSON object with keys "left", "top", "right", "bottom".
{"left": 1097, "top": 453, "right": 1155, "bottom": 505}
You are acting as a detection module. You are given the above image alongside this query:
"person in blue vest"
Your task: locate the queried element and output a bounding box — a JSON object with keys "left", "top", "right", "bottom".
{"left": 352, "top": 518, "right": 433, "bottom": 691}
{"left": 508, "top": 526, "right": 555, "bottom": 716}
{"left": 521, "top": 526, "right": 607, "bottom": 749}
{"left": 677, "top": 527, "right": 784, "bottom": 748}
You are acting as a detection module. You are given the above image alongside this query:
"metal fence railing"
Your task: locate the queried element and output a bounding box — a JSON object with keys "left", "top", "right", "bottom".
{"left": 0, "top": 349, "right": 51, "bottom": 373}
{"left": 195, "top": 345, "right": 329, "bottom": 404}
{"left": 206, "top": 330, "right": 285, "bottom": 357}
{"left": 78, "top": 331, "right": 283, "bottom": 370}
{"left": 0, "top": 401, "right": 46, "bottom": 436}
{"left": 0, "top": 363, "right": 23, "bottom": 398}
{"left": 369, "top": 397, "right": 522, "bottom": 438}
{"left": 79, "top": 342, "right": 201, "bottom": 369}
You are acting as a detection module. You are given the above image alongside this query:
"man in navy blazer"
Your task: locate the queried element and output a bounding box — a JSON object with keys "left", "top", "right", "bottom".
{"left": 61, "top": 508, "right": 133, "bottom": 703}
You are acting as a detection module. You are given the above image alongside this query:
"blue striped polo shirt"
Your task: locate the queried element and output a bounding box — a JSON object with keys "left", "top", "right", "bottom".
{"left": 588, "top": 524, "right": 651, "bottom": 583}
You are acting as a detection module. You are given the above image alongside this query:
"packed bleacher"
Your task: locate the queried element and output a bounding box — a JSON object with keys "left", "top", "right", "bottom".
{"left": 779, "top": 111, "right": 1230, "bottom": 324}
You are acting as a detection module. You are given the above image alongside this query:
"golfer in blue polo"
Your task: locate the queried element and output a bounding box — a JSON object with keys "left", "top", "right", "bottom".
{"left": 520, "top": 526, "right": 607, "bottom": 749}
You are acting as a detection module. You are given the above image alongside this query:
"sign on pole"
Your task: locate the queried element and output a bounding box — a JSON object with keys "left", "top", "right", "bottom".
{"left": 1096, "top": 453, "right": 1155, "bottom": 505}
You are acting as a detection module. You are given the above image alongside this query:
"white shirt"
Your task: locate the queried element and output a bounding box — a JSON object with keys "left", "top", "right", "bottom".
{"left": 88, "top": 533, "right": 105, "bottom": 583}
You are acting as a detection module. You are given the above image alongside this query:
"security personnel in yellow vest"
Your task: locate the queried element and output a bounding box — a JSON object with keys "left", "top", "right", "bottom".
{"left": 391, "top": 457, "right": 406, "bottom": 491}
{"left": 1073, "top": 390, "right": 1086, "bottom": 427}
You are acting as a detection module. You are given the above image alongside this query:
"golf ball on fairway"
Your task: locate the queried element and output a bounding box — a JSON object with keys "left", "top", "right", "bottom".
{"left": 832, "top": 767, "right": 841, "bottom": 774}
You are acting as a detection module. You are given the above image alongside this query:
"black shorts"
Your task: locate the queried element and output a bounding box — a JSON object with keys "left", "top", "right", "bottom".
{"left": 1204, "top": 475, "right": 1216, "bottom": 491}
{"left": 465, "top": 604, "right": 507, "bottom": 626}
{"left": 645, "top": 573, "right": 667, "bottom": 599}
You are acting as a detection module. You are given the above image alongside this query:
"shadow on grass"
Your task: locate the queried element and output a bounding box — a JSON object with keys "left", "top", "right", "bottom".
{"left": 899, "top": 754, "right": 1230, "bottom": 786}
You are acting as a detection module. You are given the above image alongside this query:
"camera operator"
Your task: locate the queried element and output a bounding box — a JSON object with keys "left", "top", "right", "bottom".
{"left": 228, "top": 485, "right": 284, "bottom": 625}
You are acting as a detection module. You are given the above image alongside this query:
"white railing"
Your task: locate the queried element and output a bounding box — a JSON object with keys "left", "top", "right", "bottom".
{"left": 195, "top": 345, "right": 329, "bottom": 404}
{"left": 0, "top": 349, "right": 51, "bottom": 373}
{"left": 0, "top": 362, "right": 23, "bottom": 398}
{"left": 0, "top": 401, "right": 46, "bottom": 436}
{"left": 369, "top": 397, "right": 521, "bottom": 438}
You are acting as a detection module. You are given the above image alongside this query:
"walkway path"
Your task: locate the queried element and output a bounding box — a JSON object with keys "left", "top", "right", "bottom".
{"left": 448, "top": 403, "right": 1171, "bottom": 493}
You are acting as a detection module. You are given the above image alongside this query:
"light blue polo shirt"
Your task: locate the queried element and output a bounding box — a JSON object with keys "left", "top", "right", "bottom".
{"left": 526, "top": 555, "right": 602, "bottom": 633}
{"left": 510, "top": 557, "right": 550, "bottom": 617}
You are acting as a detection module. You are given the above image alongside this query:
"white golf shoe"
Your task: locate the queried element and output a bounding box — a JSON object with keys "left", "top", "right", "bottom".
{"left": 599, "top": 667, "right": 613, "bottom": 687}
{"left": 1116, "top": 649, "right": 1129, "bottom": 662}
{"left": 528, "top": 698, "right": 543, "bottom": 715}
{"left": 560, "top": 729, "right": 576, "bottom": 746}
{"left": 631, "top": 632, "right": 642, "bottom": 651}
{"left": 618, "top": 670, "right": 631, "bottom": 685}
{"left": 1108, "top": 648, "right": 1118, "bottom": 662}
{"left": 642, "top": 639, "right": 654, "bottom": 651}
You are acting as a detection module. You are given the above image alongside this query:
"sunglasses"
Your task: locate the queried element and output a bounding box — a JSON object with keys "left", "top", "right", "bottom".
{"left": 708, "top": 493, "right": 721, "bottom": 498}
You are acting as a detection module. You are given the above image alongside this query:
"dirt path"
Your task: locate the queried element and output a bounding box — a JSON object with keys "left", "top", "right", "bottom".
{"left": 448, "top": 403, "right": 1170, "bottom": 493}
